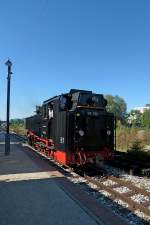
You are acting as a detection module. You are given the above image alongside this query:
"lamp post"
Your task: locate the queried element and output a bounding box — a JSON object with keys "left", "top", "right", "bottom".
{"left": 5, "top": 59, "right": 12, "bottom": 155}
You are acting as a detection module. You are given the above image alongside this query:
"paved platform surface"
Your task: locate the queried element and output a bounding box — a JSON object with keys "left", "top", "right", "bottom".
{"left": 0, "top": 132, "right": 129, "bottom": 225}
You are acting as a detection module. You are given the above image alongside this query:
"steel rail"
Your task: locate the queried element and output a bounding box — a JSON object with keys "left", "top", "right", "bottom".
{"left": 108, "top": 176, "right": 150, "bottom": 199}
{"left": 85, "top": 175, "right": 150, "bottom": 218}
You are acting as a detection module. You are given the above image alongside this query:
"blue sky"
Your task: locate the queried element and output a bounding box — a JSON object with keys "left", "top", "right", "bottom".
{"left": 0, "top": 0, "right": 150, "bottom": 119}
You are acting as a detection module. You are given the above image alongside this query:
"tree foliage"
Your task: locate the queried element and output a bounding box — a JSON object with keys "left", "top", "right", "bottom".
{"left": 127, "top": 109, "right": 150, "bottom": 128}
{"left": 105, "top": 95, "right": 127, "bottom": 123}
{"left": 10, "top": 119, "right": 26, "bottom": 135}
{"left": 141, "top": 110, "right": 150, "bottom": 128}
{"left": 10, "top": 119, "right": 24, "bottom": 126}
{"left": 127, "top": 110, "right": 142, "bottom": 127}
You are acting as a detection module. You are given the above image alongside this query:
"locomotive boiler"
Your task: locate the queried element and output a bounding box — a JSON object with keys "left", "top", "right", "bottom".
{"left": 25, "top": 89, "right": 115, "bottom": 167}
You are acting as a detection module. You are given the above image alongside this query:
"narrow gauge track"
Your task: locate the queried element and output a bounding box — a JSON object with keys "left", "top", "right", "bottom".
{"left": 13, "top": 133, "right": 150, "bottom": 221}
{"left": 84, "top": 174, "right": 150, "bottom": 219}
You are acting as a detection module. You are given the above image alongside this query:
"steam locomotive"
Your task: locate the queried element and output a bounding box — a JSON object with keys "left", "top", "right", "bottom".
{"left": 25, "top": 89, "right": 115, "bottom": 167}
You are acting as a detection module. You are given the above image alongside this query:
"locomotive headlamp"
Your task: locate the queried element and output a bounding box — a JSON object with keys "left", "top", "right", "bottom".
{"left": 107, "top": 130, "right": 111, "bottom": 135}
{"left": 79, "top": 130, "right": 84, "bottom": 136}
{"left": 76, "top": 113, "right": 80, "bottom": 117}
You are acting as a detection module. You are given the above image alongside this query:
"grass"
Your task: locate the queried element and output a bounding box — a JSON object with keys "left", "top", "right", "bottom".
{"left": 116, "top": 126, "right": 150, "bottom": 152}
{"left": 10, "top": 123, "right": 26, "bottom": 136}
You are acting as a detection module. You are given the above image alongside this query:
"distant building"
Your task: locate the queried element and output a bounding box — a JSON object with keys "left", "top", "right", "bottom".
{"left": 134, "top": 104, "right": 150, "bottom": 113}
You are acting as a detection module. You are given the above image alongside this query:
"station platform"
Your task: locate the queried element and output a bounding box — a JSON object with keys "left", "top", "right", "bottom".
{"left": 0, "top": 133, "right": 129, "bottom": 225}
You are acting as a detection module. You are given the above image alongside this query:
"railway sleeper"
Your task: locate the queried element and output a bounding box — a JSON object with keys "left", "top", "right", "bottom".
{"left": 85, "top": 176, "right": 150, "bottom": 217}
{"left": 108, "top": 176, "right": 150, "bottom": 199}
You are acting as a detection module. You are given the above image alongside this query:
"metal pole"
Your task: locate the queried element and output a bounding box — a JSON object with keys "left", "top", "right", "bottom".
{"left": 5, "top": 60, "right": 12, "bottom": 155}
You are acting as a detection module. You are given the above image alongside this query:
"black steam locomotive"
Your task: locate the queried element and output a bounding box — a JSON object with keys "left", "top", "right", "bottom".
{"left": 25, "top": 89, "right": 115, "bottom": 167}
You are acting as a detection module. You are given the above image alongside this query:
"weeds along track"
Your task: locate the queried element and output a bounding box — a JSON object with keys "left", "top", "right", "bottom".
{"left": 84, "top": 174, "right": 150, "bottom": 218}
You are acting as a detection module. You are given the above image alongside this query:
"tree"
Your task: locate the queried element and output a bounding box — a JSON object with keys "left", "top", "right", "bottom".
{"left": 10, "top": 119, "right": 26, "bottom": 135}
{"left": 105, "top": 95, "right": 127, "bottom": 123}
{"left": 10, "top": 119, "right": 24, "bottom": 126}
{"left": 127, "top": 110, "right": 142, "bottom": 127}
{"left": 141, "top": 110, "right": 150, "bottom": 128}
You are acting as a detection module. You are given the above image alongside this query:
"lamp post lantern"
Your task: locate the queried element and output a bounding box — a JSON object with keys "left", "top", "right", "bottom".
{"left": 5, "top": 59, "right": 12, "bottom": 155}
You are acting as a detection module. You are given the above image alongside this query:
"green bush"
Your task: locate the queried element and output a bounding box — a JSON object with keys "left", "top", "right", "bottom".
{"left": 10, "top": 120, "right": 26, "bottom": 136}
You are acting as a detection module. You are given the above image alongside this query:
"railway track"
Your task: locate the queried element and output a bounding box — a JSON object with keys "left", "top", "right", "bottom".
{"left": 84, "top": 174, "right": 150, "bottom": 219}
{"left": 21, "top": 140, "right": 150, "bottom": 223}
{"left": 5, "top": 134, "right": 150, "bottom": 224}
